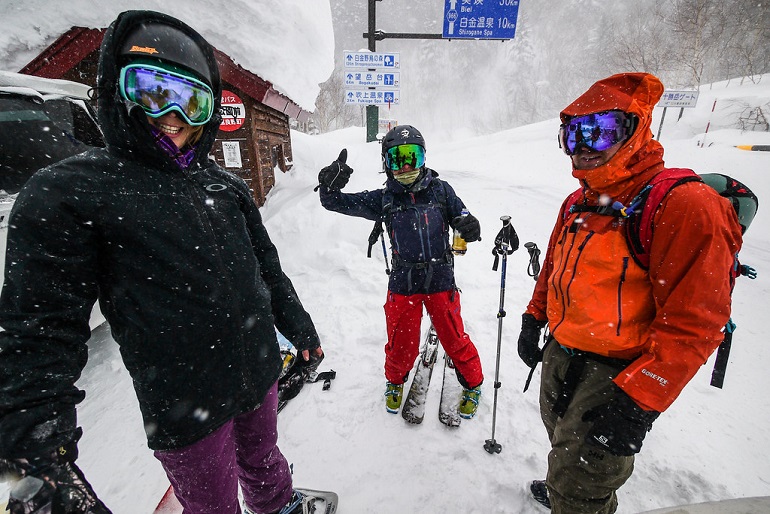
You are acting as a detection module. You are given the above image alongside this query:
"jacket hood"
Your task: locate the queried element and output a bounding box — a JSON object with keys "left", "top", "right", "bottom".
{"left": 561, "top": 73, "right": 666, "bottom": 200}
{"left": 96, "top": 10, "right": 223, "bottom": 168}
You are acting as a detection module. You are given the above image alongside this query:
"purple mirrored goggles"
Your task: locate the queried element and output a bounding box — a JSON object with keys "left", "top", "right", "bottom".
{"left": 559, "top": 110, "right": 638, "bottom": 155}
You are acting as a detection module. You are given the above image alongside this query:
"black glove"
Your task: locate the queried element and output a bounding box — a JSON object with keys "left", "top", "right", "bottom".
{"left": 517, "top": 313, "right": 547, "bottom": 368}
{"left": 452, "top": 213, "right": 481, "bottom": 242}
{"left": 278, "top": 351, "right": 325, "bottom": 403}
{"left": 4, "top": 442, "right": 111, "bottom": 514}
{"left": 316, "top": 149, "right": 353, "bottom": 191}
{"left": 582, "top": 386, "right": 660, "bottom": 456}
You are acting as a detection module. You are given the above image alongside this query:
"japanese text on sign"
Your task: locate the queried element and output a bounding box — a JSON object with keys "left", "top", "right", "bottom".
{"left": 443, "top": 0, "right": 520, "bottom": 40}
{"left": 658, "top": 90, "right": 700, "bottom": 108}
{"left": 343, "top": 52, "right": 400, "bottom": 69}
{"left": 344, "top": 90, "right": 400, "bottom": 106}
{"left": 344, "top": 71, "right": 400, "bottom": 88}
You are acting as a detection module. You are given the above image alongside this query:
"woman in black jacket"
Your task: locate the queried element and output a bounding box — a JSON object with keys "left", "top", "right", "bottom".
{"left": 0, "top": 10, "right": 322, "bottom": 514}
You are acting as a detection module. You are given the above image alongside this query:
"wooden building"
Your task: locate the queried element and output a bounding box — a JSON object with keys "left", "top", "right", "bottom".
{"left": 20, "top": 27, "right": 311, "bottom": 206}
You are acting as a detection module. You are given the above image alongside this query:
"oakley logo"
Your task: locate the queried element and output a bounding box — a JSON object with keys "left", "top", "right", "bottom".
{"left": 206, "top": 183, "right": 228, "bottom": 192}
{"left": 129, "top": 45, "right": 158, "bottom": 55}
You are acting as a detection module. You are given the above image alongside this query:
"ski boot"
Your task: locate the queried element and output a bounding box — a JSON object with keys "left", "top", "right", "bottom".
{"left": 458, "top": 386, "right": 481, "bottom": 419}
{"left": 385, "top": 382, "right": 403, "bottom": 413}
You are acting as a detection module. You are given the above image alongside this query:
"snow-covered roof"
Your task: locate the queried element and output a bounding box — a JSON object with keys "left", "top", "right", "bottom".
{"left": 0, "top": 1, "right": 335, "bottom": 112}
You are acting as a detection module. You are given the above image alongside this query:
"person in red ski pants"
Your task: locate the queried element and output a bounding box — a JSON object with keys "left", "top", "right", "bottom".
{"left": 318, "top": 125, "right": 484, "bottom": 419}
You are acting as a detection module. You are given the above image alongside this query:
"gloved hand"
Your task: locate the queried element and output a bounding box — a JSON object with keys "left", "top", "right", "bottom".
{"left": 582, "top": 386, "right": 660, "bottom": 456}
{"left": 517, "top": 313, "right": 547, "bottom": 368}
{"left": 452, "top": 213, "right": 481, "bottom": 242}
{"left": 3, "top": 442, "right": 111, "bottom": 514}
{"left": 315, "top": 149, "right": 353, "bottom": 191}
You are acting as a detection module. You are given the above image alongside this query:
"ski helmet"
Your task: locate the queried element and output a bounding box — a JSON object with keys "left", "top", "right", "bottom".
{"left": 700, "top": 173, "right": 758, "bottom": 234}
{"left": 381, "top": 125, "right": 425, "bottom": 156}
{"left": 381, "top": 125, "right": 426, "bottom": 174}
{"left": 119, "top": 21, "right": 214, "bottom": 87}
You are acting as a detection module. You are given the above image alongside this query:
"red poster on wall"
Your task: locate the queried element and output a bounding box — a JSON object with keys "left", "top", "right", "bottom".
{"left": 219, "top": 90, "right": 246, "bottom": 132}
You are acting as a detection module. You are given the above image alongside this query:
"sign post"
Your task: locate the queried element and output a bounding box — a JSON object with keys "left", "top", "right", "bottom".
{"left": 656, "top": 90, "right": 699, "bottom": 140}
{"left": 360, "top": 0, "right": 521, "bottom": 142}
{"left": 343, "top": 51, "right": 401, "bottom": 140}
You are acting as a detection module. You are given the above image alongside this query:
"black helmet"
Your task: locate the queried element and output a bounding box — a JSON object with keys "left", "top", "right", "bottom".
{"left": 700, "top": 173, "right": 758, "bottom": 234}
{"left": 119, "top": 21, "right": 213, "bottom": 87}
{"left": 381, "top": 125, "right": 426, "bottom": 156}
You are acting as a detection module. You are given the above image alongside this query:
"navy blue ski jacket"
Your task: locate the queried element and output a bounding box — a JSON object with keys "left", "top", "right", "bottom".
{"left": 320, "top": 169, "right": 467, "bottom": 295}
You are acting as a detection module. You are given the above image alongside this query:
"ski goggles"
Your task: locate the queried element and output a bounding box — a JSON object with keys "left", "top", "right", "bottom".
{"left": 119, "top": 64, "right": 215, "bottom": 126}
{"left": 384, "top": 143, "right": 426, "bottom": 171}
{"left": 559, "top": 110, "right": 637, "bottom": 155}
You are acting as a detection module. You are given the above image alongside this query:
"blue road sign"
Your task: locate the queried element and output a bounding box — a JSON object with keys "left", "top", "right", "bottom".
{"left": 344, "top": 51, "right": 400, "bottom": 69}
{"left": 344, "top": 89, "right": 401, "bottom": 106}
{"left": 344, "top": 71, "right": 400, "bottom": 89}
{"left": 442, "top": 0, "right": 520, "bottom": 40}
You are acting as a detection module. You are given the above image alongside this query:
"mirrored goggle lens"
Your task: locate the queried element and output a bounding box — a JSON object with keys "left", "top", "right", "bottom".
{"left": 560, "top": 111, "right": 629, "bottom": 155}
{"left": 120, "top": 65, "right": 214, "bottom": 126}
{"left": 386, "top": 144, "right": 425, "bottom": 171}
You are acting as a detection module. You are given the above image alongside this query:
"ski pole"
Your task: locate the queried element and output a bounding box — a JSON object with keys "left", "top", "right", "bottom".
{"left": 524, "top": 242, "right": 541, "bottom": 281}
{"left": 380, "top": 232, "right": 390, "bottom": 275}
{"left": 485, "top": 215, "right": 519, "bottom": 455}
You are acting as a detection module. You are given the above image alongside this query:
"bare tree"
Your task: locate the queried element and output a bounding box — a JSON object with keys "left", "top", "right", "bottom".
{"left": 313, "top": 67, "right": 362, "bottom": 133}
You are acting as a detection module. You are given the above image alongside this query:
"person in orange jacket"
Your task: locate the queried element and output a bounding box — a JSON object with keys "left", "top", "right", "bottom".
{"left": 517, "top": 73, "right": 743, "bottom": 513}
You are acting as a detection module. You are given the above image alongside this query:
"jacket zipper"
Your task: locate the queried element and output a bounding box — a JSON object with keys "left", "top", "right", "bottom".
{"left": 616, "top": 257, "right": 629, "bottom": 336}
{"left": 551, "top": 223, "right": 594, "bottom": 334}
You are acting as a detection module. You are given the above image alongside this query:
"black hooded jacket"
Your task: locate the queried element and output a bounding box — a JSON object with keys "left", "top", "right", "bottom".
{"left": 0, "top": 10, "right": 320, "bottom": 454}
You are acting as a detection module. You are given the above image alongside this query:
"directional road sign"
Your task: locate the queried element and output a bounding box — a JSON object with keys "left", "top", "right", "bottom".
{"left": 344, "top": 89, "right": 401, "bottom": 106}
{"left": 442, "top": 0, "right": 520, "bottom": 40}
{"left": 344, "top": 71, "right": 400, "bottom": 89}
{"left": 343, "top": 51, "right": 400, "bottom": 69}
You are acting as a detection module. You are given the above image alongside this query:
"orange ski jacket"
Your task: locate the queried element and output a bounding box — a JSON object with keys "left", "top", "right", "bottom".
{"left": 525, "top": 73, "right": 742, "bottom": 412}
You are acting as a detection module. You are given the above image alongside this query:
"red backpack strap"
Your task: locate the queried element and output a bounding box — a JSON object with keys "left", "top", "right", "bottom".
{"left": 563, "top": 188, "right": 585, "bottom": 220}
{"left": 627, "top": 168, "right": 702, "bottom": 269}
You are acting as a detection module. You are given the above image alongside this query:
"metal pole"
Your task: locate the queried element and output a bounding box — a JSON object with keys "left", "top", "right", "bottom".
{"left": 656, "top": 107, "right": 667, "bottom": 140}
{"left": 485, "top": 215, "right": 517, "bottom": 455}
{"left": 365, "top": 0, "right": 379, "bottom": 142}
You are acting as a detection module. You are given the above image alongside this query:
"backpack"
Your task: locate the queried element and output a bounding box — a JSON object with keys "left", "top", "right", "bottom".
{"left": 366, "top": 178, "right": 450, "bottom": 262}
{"left": 563, "top": 168, "right": 757, "bottom": 388}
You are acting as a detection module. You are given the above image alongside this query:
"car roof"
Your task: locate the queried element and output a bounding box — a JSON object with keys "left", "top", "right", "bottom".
{"left": 0, "top": 70, "right": 92, "bottom": 101}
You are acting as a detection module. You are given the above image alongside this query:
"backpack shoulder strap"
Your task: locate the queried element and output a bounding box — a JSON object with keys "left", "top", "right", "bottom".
{"left": 367, "top": 188, "right": 392, "bottom": 258}
{"left": 562, "top": 188, "right": 585, "bottom": 220}
{"left": 432, "top": 178, "right": 450, "bottom": 221}
{"left": 627, "top": 168, "right": 702, "bottom": 269}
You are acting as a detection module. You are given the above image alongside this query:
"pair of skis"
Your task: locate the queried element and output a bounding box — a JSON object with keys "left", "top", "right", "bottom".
{"left": 400, "top": 325, "right": 463, "bottom": 427}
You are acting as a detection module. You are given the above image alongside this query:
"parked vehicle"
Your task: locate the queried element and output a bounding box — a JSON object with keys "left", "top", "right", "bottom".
{"left": 1, "top": 70, "right": 105, "bottom": 327}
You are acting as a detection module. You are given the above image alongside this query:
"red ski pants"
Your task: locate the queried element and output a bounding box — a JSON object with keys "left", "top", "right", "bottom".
{"left": 384, "top": 290, "right": 483, "bottom": 388}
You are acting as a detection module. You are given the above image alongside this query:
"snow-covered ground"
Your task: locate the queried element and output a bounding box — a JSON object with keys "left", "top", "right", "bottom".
{"left": 1, "top": 4, "right": 769, "bottom": 512}
{"left": 3, "top": 75, "right": 765, "bottom": 513}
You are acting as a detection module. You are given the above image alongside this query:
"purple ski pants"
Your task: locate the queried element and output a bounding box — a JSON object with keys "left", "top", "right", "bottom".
{"left": 153, "top": 383, "right": 292, "bottom": 514}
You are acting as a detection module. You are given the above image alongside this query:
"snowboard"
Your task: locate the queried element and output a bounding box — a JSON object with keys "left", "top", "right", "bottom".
{"left": 438, "top": 352, "right": 462, "bottom": 427}
{"left": 153, "top": 486, "right": 338, "bottom": 513}
{"left": 401, "top": 325, "right": 440, "bottom": 424}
